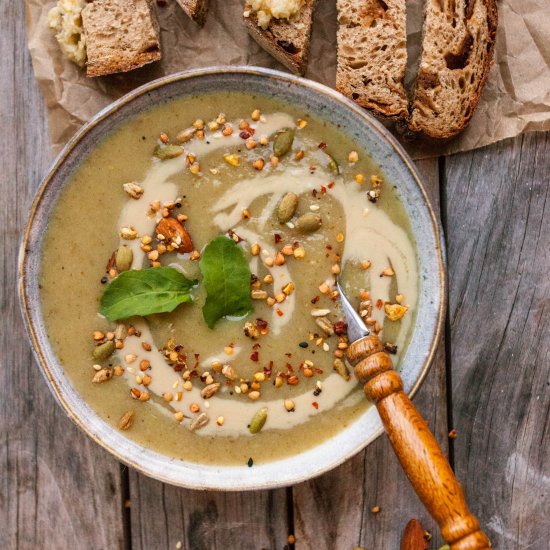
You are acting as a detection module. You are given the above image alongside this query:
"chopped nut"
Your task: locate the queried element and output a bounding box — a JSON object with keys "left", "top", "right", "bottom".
{"left": 244, "top": 321, "right": 261, "bottom": 339}
{"left": 293, "top": 247, "right": 306, "bottom": 259}
{"left": 120, "top": 227, "right": 138, "bottom": 240}
{"left": 248, "top": 391, "right": 261, "bottom": 401}
{"left": 189, "top": 412, "right": 209, "bottom": 431}
{"left": 381, "top": 267, "right": 395, "bottom": 277}
{"left": 222, "top": 364, "right": 237, "bottom": 380}
{"left": 118, "top": 411, "right": 135, "bottom": 431}
{"left": 296, "top": 118, "right": 308, "bottom": 129}
{"left": 284, "top": 399, "right": 295, "bottom": 412}
{"left": 331, "top": 263, "right": 341, "bottom": 275}
{"left": 319, "top": 282, "right": 330, "bottom": 294}
{"left": 92, "top": 368, "right": 113, "bottom": 384}
{"left": 355, "top": 173, "right": 364, "bottom": 184}
{"left": 224, "top": 154, "right": 240, "bottom": 167}
{"left": 222, "top": 124, "right": 234, "bottom": 136}
{"left": 311, "top": 308, "right": 331, "bottom": 317}
{"left": 201, "top": 383, "right": 221, "bottom": 399}
{"left": 348, "top": 151, "right": 359, "bottom": 163}
{"left": 251, "top": 109, "right": 261, "bottom": 121}
{"left": 245, "top": 139, "right": 257, "bottom": 150}
{"left": 216, "top": 416, "right": 225, "bottom": 426}
{"left": 123, "top": 182, "right": 144, "bottom": 199}
{"left": 251, "top": 290, "right": 268, "bottom": 300}
{"left": 175, "top": 127, "right": 196, "bottom": 143}
{"left": 333, "top": 359, "right": 350, "bottom": 381}
{"left": 252, "top": 158, "right": 265, "bottom": 171}
{"left": 362, "top": 260, "right": 372, "bottom": 270}
{"left": 250, "top": 243, "right": 261, "bottom": 256}
{"left": 384, "top": 303, "right": 408, "bottom": 321}
{"left": 253, "top": 372, "right": 266, "bottom": 382}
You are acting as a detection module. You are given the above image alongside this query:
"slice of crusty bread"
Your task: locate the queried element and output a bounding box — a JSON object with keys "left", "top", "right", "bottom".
{"left": 336, "top": 0, "right": 408, "bottom": 120}
{"left": 176, "top": 0, "right": 209, "bottom": 26}
{"left": 407, "top": 0, "right": 497, "bottom": 139}
{"left": 243, "top": 1, "right": 317, "bottom": 76}
{"left": 82, "top": 0, "right": 162, "bottom": 78}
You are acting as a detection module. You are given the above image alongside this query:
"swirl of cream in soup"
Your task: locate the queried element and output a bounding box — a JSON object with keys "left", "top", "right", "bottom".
{"left": 112, "top": 113, "right": 417, "bottom": 437}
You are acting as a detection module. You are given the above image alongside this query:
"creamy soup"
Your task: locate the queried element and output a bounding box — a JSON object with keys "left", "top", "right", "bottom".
{"left": 40, "top": 92, "right": 418, "bottom": 466}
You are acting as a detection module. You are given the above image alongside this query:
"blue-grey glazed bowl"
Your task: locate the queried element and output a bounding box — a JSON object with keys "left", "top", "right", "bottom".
{"left": 19, "top": 67, "right": 445, "bottom": 490}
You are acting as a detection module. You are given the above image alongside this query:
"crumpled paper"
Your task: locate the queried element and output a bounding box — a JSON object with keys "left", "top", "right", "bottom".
{"left": 26, "top": 0, "right": 550, "bottom": 159}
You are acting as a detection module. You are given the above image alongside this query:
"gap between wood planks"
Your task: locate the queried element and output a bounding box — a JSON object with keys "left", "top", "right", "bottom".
{"left": 439, "top": 155, "right": 456, "bottom": 470}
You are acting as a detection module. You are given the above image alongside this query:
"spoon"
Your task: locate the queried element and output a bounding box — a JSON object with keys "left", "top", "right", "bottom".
{"left": 337, "top": 281, "right": 491, "bottom": 550}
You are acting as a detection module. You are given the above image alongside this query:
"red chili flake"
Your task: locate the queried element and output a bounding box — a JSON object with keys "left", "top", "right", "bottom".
{"left": 334, "top": 321, "right": 348, "bottom": 336}
{"left": 318, "top": 142, "right": 327, "bottom": 150}
{"left": 250, "top": 351, "right": 259, "bottom": 362}
{"left": 285, "top": 352, "right": 292, "bottom": 358}
{"left": 376, "top": 299, "right": 383, "bottom": 310}
{"left": 239, "top": 131, "right": 251, "bottom": 140}
{"left": 310, "top": 166, "right": 317, "bottom": 172}
{"left": 312, "top": 402, "right": 319, "bottom": 409}
{"left": 326, "top": 244, "right": 333, "bottom": 250}
{"left": 286, "top": 363, "right": 294, "bottom": 373}
{"left": 320, "top": 185, "right": 327, "bottom": 194}
{"left": 314, "top": 368, "right": 323, "bottom": 375}
{"left": 274, "top": 233, "right": 282, "bottom": 244}
{"left": 252, "top": 343, "right": 261, "bottom": 350}
{"left": 276, "top": 308, "right": 283, "bottom": 317}
{"left": 327, "top": 181, "right": 335, "bottom": 189}
{"left": 264, "top": 361, "right": 274, "bottom": 377}
{"left": 312, "top": 189, "right": 318, "bottom": 197}
{"left": 156, "top": 0, "right": 167, "bottom": 6}
{"left": 311, "top": 295, "right": 320, "bottom": 304}
{"left": 287, "top": 375, "right": 299, "bottom": 385}
{"left": 256, "top": 318, "right": 268, "bottom": 330}
{"left": 173, "top": 364, "right": 183, "bottom": 372}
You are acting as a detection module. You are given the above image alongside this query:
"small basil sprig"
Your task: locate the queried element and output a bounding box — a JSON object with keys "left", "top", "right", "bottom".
{"left": 99, "top": 266, "right": 197, "bottom": 321}
{"left": 200, "top": 236, "right": 253, "bottom": 328}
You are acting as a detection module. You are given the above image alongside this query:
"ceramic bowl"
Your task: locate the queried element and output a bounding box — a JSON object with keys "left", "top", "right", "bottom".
{"left": 19, "top": 67, "right": 445, "bottom": 490}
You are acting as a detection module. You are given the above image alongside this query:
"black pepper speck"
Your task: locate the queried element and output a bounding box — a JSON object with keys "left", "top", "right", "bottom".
{"left": 299, "top": 342, "right": 308, "bottom": 348}
{"left": 247, "top": 457, "right": 254, "bottom": 467}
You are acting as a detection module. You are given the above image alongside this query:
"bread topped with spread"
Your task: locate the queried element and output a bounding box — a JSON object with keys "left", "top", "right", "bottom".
{"left": 48, "top": 0, "right": 161, "bottom": 78}
{"left": 243, "top": 0, "right": 317, "bottom": 76}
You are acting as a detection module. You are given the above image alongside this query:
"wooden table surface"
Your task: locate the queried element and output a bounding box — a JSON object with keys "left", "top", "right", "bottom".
{"left": 2, "top": 2, "right": 549, "bottom": 549}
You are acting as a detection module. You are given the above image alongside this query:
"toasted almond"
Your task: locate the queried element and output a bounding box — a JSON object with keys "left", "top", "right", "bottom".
{"left": 156, "top": 217, "right": 193, "bottom": 253}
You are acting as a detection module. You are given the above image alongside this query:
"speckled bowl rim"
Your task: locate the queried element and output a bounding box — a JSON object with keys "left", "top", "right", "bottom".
{"left": 19, "top": 66, "right": 446, "bottom": 491}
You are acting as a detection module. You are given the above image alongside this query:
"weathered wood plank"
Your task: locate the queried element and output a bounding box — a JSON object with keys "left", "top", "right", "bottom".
{"left": 444, "top": 132, "right": 550, "bottom": 549}
{"left": 128, "top": 470, "right": 290, "bottom": 550}
{"left": 0, "top": 3, "right": 126, "bottom": 549}
{"left": 293, "top": 159, "right": 448, "bottom": 548}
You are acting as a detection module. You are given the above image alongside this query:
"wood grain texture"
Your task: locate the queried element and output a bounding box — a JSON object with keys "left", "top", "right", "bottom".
{"left": 443, "top": 132, "right": 550, "bottom": 549}
{"left": 0, "top": 3, "right": 125, "bottom": 549}
{"left": 128, "top": 470, "right": 289, "bottom": 550}
{"left": 293, "top": 160, "right": 448, "bottom": 549}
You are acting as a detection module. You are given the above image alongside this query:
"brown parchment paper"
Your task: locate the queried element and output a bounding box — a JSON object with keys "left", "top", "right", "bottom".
{"left": 26, "top": 0, "right": 550, "bottom": 159}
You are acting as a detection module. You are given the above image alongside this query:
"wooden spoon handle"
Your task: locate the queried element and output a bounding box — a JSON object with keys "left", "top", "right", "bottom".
{"left": 347, "top": 335, "right": 491, "bottom": 550}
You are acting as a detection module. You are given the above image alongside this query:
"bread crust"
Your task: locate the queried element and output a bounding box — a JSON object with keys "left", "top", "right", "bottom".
{"left": 176, "top": 0, "right": 209, "bottom": 26}
{"left": 406, "top": 0, "right": 498, "bottom": 140}
{"left": 243, "top": 1, "right": 317, "bottom": 76}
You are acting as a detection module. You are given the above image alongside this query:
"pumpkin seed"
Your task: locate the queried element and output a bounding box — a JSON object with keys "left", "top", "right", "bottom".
{"left": 273, "top": 129, "right": 295, "bottom": 157}
{"left": 333, "top": 359, "right": 350, "bottom": 381}
{"left": 153, "top": 144, "right": 184, "bottom": 160}
{"left": 115, "top": 246, "right": 133, "bottom": 272}
{"left": 296, "top": 213, "right": 322, "bottom": 233}
{"left": 118, "top": 410, "right": 135, "bottom": 431}
{"left": 326, "top": 153, "right": 339, "bottom": 174}
{"left": 92, "top": 340, "right": 115, "bottom": 361}
{"left": 277, "top": 192, "right": 298, "bottom": 223}
{"left": 189, "top": 412, "right": 209, "bottom": 432}
{"left": 249, "top": 407, "right": 268, "bottom": 434}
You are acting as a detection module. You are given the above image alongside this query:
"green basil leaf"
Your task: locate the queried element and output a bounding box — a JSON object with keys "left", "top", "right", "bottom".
{"left": 99, "top": 266, "right": 197, "bottom": 321}
{"left": 200, "top": 236, "right": 253, "bottom": 328}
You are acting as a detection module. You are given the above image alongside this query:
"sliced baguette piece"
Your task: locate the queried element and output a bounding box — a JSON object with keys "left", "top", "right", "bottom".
{"left": 82, "top": 0, "right": 161, "bottom": 78}
{"left": 336, "top": 0, "right": 408, "bottom": 120}
{"left": 407, "top": 0, "right": 498, "bottom": 139}
{"left": 176, "top": 0, "right": 209, "bottom": 26}
{"left": 243, "top": 1, "right": 317, "bottom": 76}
